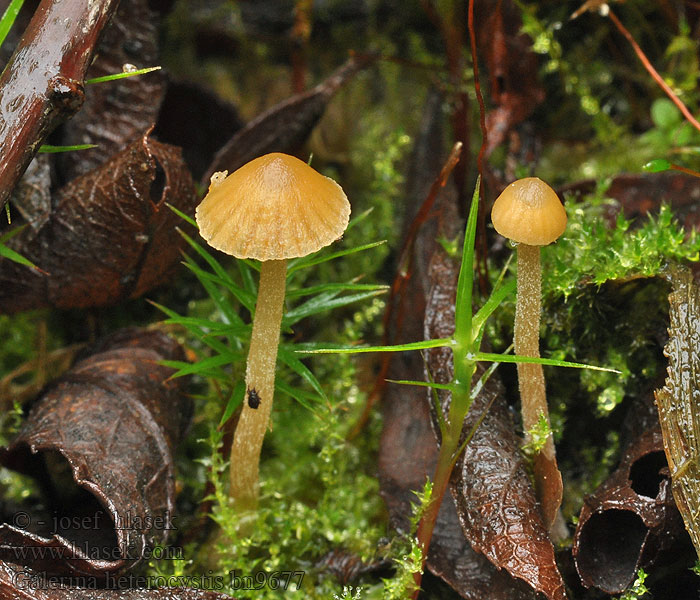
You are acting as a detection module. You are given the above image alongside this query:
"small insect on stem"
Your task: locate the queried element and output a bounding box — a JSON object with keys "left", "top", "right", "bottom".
{"left": 247, "top": 388, "right": 261, "bottom": 410}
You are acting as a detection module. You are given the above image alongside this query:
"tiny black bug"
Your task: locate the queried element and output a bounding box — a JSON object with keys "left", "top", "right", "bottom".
{"left": 247, "top": 387, "right": 261, "bottom": 409}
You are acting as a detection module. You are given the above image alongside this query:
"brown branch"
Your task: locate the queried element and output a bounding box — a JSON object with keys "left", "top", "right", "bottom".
{"left": 607, "top": 8, "right": 700, "bottom": 135}
{"left": 0, "top": 0, "right": 120, "bottom": 209}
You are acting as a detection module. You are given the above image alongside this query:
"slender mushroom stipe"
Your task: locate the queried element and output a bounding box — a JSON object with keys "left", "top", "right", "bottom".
{"left": 491, "top": 177, "right": 567, "bottom": 532}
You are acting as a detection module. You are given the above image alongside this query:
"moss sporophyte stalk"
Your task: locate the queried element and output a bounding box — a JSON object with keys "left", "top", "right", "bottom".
{"left": 195, "top": 152, "right": 350, "bottom": 511}
{"left": 305, "top": 174, "right": 617, "bottom": 596}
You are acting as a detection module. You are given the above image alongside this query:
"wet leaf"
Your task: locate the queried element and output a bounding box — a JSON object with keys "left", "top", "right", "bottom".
{"left": 0, "top": 560, "right": 231, "bottom": 599}
{"left": 202, "top": 53, "right": 375, "bottom": 185}
{"left": 0, "top": 131, "right": 197, "bottom": 314}
{"left": 58, "top": 0, "right": 166, "bottom": 181}
{"left": 0, "top": 328, "right": 192, "bottom": 578}
{"left": 655, "top": 266, "right": 700, "bottom": 560}
{"left": 573, "top": 424, "right": 689, "bottom": 593}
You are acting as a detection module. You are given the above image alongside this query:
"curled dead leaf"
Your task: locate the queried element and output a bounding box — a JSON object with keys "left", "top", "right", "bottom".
{"left": 0, "top": 328, "right": 192, "bottom": 578}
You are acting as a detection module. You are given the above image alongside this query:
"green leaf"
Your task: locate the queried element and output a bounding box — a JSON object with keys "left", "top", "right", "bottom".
{"left": 38, "top": 144, "right": 97, "bottom": 153}
{"left": 166, "top": 202, "right": 198, "bottom": 228}
{"left": 162, "top": 353, "right": 235, "bottom": 379}
{"left": 471, "top": 277, "right": 516, "bottom": 346}
{"left": 149, "top": 301, "right": 239, "bottom": 357}
{"left": 219, "top": 382, "right": 245, "bottom": 428}
{"left": 470, "top": 351, "right": 620, "bottom": 372}
{"left": 287, "top": 240, "right": 387, "bottom": 276}
{"left": 85, "top": 65, "right": 161, "bottom": 85}
{"left": 285, "top": 282, "right": 388, "bottom": 300}
{"left": 643, "top": 158, "right": 671, "bottom": 173}
{"left": 300, "top": 338, "right": 455, "bottom": 354}
{"left": 283, "top": 289, "right": 386, "bottom": 326}
{"left": 278, "top": 345, "right": 327, "bottom": 402}
{"left": 0, "top": 225, "right": 40, "bottom": 270}
{"left": 385, "top": 379, "right": 457, "bottom": 391}
{"left": 0, "top": 0, "right": 24, "bottom": 47}
{"left": 275, "top": 379, "right": 321, "bottom": 413}
{"left": 454, "top": 177, "right": 480, "bottom": 350}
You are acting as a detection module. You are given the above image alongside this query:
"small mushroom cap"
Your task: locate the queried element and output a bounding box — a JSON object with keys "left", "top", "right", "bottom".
{"left": 196, "top": 153, "right": 351, "bottom": 260}
{"left": 491, "top": 177, "right": 567, "bottom": 246}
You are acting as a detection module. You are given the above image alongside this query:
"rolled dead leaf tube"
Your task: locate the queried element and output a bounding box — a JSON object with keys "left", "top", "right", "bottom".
{"left": 491, "top": 177, "right": 567, "bottom": 531}
{"left": 196, "top": 153, "right": 350, "bottom": 510}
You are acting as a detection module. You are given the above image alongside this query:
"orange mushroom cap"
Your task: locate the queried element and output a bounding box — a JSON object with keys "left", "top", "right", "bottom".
{"left": 491, "top": 177, "right": 567, "bottom": 246}
{"left": 196, "top": 153, "right": 351, "bottom": 261}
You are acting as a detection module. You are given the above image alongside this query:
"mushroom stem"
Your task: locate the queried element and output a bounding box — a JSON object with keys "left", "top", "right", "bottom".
{"left": 230, "top": 259, "right": 287, "bottom": 510}
{"left": 514, "top": 243, "right": 562, "bottom": 529}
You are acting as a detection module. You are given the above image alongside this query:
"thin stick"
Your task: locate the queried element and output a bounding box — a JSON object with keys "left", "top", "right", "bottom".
{"left": 608, "top": 8, "right": 700, "bottom": 134}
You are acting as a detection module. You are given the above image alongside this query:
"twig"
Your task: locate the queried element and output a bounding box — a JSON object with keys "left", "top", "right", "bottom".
{"left": 0, "top": 0, "right": 120, "bottom": 209}
{"left": 607, "top": 8, "right": 700, "bottom": 134}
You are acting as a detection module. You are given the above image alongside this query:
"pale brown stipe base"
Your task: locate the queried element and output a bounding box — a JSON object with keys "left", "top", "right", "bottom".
{"left": 515, "top": 244, "right": 563, "bottom": 532}
{"left": 230, "top": 259, "right": 287, "bottom": 511}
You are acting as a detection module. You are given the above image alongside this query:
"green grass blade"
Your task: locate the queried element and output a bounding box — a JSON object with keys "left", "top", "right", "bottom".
{"left": 0, "top": 0, "right": 24, "bottom": 46}
{"left": 85, "top": 66, "right": 161, "bottom": 85}
{"left": 182, "top": 257, "right": 244, "bottom": 325}
{"left": 471, "top": 278, "right": 516, "bottom": 345}
{"left": 300, "top": 338, "right": 455, "bottom": 354}
{"left": 149, "top": 301, "right": 239, "bottom": 357}
{"left": 278, "top": 345, "right": 327, "bottom": 401}
{"left": 470, "top": 351, "right": 621, "bottom": 372}
{"left": 158, "top": 315, "right": 249, "bottom": 338}
{"left": 285, "top": 282, "right": 388, "bottom": 300}
{"left": 219, "top": 382, "right": 245, "bottom": 428}
{"left": 283, "top": 289, "right": 386, "bottom": 326}
{"left": 454, "top": 176, "right": 480, "bottom": 347}
{"left": 345, "top": 207, "right": 374, "bottom": 232}
{"left": 385, "top": 379, "right": 457, "bottom": 392}
{"left": 0, "top": 242, "right": 39, "bottom": 270}
{"left": 183, "top": 257, "right": 256, "bottom": 316}
{"left": 167, "top": 203, "right": 198, "bottom": 228}
{"left": 287, "top": 240, "right": 387, "bottom": 276}
{"left": 38, "top": 144, "right": 97, "bottom": 153}
{"left": 162, "top": 353, "right": 235, "bottom": 379}
{"left": 275, "top": 379, "right": 321, "bottom": 413}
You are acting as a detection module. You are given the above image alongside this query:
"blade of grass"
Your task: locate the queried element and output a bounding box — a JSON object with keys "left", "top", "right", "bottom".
{"left": 471, "top": 277, "right": 516, "bottom": 345}
{"left": 301, "top": 338, "right": 456, "bottom": 354}
{"left": 278, "top": 345, "right": 327, "bottom": 402}
{"left": 385, "top": 379, "right": 457, "bottom": 391}
{"left": 283, "top": 289, "right": 387, "bottom": 326}
{"left": 0, "top": 0, "right": 24, "bottom": 46}
{"left": 453, "top": 176, "right": 480, "bottom": 349}
{"left": 285, "top": 282, "right": 388, "bottom": 300}
{"left": 287, "top": 240, "right": 387, "bottom": 276}
{"left": 219, "top": 382, "right": 245, "bottom": 428}
{"left": 85, "top": 65, "right": 161, "bottom": 84}
{"left": 470, "top": 351, "right": 621, "bottom": 372}
{"left": 38, "top": 144, "right": 97, "bottom": 153}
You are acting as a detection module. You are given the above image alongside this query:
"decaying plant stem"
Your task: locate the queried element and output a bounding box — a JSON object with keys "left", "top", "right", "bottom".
{"left": 0, "top": 0, "right": 119, "bottom": 209}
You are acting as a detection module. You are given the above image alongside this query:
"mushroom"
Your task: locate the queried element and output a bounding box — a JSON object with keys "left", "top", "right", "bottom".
{"left": 491, "top": 177, "right": 567, "bottom": 530}
{"left": 196, "top": 152, "right": 351, "bottom": 509}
